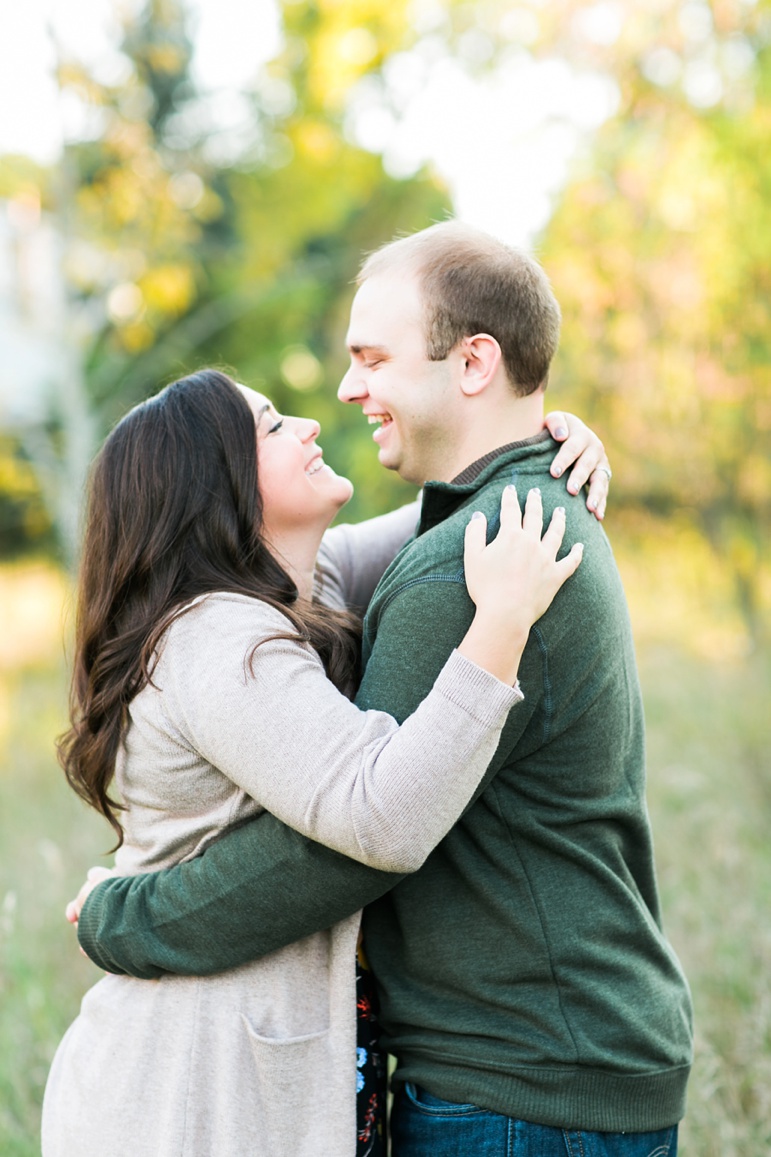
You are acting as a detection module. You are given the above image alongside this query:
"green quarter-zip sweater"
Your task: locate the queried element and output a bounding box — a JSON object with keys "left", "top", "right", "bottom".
{"left": 78, "top": 433, "right": 693, "bottom": 1133}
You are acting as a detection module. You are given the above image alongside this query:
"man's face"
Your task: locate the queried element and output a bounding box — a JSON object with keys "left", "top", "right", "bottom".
{"left": 338, "top": 271, "right": 459, "bottom": 486}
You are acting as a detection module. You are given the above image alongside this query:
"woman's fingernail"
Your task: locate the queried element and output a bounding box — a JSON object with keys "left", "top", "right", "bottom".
{"left": 555, "top": 506, "right": 565, "bottom": 515}
{"left": 552, "top": 466, "right": 562, "bottom": 477}
{"left": 588, "top": 497, "right": 598, "bottom": 510}
{"left": 505, "top": 484, "right": 517, "bottom": 493}
{"left": 471, "top": 510, "right": 485, "bottom": 520}
{"left": 530, "top": 487, "right": 541, "bottom": 496}
{"left": 555, "top": 427, "right": 568, "bottom": 439}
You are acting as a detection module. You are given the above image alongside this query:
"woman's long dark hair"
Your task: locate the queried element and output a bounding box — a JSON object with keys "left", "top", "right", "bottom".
{"left": 58, "top": 369, "right": 361, "bottom": 847}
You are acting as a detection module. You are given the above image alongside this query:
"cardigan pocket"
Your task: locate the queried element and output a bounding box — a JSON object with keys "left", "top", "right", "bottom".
{"left": 243, "top": 1017, "right": 337, "bottom": 1156}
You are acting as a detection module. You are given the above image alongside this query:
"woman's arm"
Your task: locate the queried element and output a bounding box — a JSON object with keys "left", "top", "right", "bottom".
{"left": 162, "top": 605, "right": 517, "bottom": 876}
{"left": 316, "top": 499, "right": 421, "bottom": 614}
{"left": 151, "top": 489, "right": 580, "bottom": 875}
{"left": 70, "top": 492, "right": 581, "bottom": 974}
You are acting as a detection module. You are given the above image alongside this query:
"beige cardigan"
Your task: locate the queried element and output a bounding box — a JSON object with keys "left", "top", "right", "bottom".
{"left": 42, "top": 507, "right": 522, "bottom": 1157}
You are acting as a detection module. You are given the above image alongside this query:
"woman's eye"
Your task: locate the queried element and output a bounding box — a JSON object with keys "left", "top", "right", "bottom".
{"left": 268, "top": 419, "right": 284, "bottom": 434}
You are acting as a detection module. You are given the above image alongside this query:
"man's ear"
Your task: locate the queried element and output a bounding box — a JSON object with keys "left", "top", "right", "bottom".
{"left": 457, "top": 334, "right": 502, "bottom": 397}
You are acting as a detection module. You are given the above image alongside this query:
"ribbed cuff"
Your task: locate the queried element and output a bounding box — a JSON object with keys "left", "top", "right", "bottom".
{"left": 434, "top": 649, "right": 524, "bottom": 725}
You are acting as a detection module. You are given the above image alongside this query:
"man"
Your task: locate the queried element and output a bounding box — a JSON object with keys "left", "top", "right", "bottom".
{"left": 76, "top": 223, "right": 692, "bottom": 1154}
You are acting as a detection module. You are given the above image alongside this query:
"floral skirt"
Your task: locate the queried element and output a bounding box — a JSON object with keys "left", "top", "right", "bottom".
{"left": 356, "top": 957, "right": 387, "bottom": 1157}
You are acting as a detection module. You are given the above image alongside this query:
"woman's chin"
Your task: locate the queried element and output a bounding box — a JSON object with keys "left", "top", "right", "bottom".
{"left": 338, "top": 480, "right": 355, "bottom": 507}
{"left": 328, "top": 475, "right": 354, "bottom": 508}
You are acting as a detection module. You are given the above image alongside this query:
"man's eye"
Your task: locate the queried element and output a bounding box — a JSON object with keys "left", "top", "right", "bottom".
{"left": 268, "top": 419, "right": 284, "bottom": 434}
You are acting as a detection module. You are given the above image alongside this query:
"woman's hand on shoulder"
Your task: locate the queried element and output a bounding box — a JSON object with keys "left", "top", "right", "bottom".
{"left": 464, "top": 486, "right": 583, "bottom": 628}
{"left": 458, "top": 487, "right": 583, "bottom": 684}
{"left": 544, "top": 410, "right": 611, "bottom": 522}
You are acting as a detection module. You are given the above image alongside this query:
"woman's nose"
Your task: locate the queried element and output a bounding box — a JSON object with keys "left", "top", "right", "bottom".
{"left": 298, "top": 417, "right": 320, "bottom": 442}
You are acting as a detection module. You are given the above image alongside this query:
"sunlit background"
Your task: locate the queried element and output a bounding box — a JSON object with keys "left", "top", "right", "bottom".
{"left": 0, "top": 2, "right": 769, "bottom": 1154}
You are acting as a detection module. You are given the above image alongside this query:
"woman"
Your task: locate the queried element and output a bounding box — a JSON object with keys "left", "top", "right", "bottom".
{"left": 43, "top": 369, "right": 586, "bottom": 1157}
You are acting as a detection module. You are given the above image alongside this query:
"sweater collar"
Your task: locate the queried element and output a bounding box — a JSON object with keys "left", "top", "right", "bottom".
{"left": 418, "top": 430, "right": 553, "bottom": 536}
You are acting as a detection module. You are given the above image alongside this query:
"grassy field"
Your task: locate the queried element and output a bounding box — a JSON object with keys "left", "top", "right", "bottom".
{"left": 0, "top": 563, "right": 768, "bottom": 1155}
{"left": 641, "top": 646, "right": 771, "bottom": 1155}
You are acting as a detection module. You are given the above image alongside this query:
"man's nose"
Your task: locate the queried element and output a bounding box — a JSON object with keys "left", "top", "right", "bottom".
{"left": 338, "top": 367, "right": 367, "bottom": 404}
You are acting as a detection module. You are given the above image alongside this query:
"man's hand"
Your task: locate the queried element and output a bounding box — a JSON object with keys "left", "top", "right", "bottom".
{"left": 66, "top": 866, "right": 115, "bottom": 925}
{"left": 544, "top": 411, "right": 611, "bottom": 521}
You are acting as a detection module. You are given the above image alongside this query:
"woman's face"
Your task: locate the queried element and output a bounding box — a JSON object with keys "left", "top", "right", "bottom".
{"left": 237, "top": 386, "right": 354, "bottom": 538}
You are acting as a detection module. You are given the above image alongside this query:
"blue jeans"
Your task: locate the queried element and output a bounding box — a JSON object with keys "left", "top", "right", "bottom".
{"left": 391, "top": 1083, "right": 678, "bottom": 1157}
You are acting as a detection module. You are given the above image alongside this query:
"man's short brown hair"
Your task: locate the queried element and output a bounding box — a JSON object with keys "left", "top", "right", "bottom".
{"left": 357, "top": 221, "right": 561, "bottom": 396}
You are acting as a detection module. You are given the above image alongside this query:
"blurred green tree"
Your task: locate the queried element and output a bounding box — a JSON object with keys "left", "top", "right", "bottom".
{"left": 185, "top": 0, "right": 450, "bottom": 522}
{"left": 2, "top": 0, "right": 768, "bottom": 648}
{"left": 0, "top": 157, "right": 59, "bottom": 556}
{"left": 10, "top": 0, "right": 220, "bottom": 558}
{"left": 539, "top": 0, "right": 771, "bottom": 644}
{"left": 0, "top": 0, "right": 449, "bottom": 560}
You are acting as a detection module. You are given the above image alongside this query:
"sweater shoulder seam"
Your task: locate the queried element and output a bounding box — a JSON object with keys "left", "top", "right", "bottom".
{"left": 373, "top": 571, "right": 466, "bottom": 619}
{"left": 531, "top": 625, "right": 552, "bottom": 744}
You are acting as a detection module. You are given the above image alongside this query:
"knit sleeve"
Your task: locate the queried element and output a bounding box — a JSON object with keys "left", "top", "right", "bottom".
{"left": 315, "top": 500, "right": 420, "bottom": 613}
{"left": 356, "top": 573, "right": 543, "bottom": 809}
{"left": 77, "top": 813, "right": 402, "bottom": 978}
{"left": 160, "top": 595, "right": 522, "bottom": 873}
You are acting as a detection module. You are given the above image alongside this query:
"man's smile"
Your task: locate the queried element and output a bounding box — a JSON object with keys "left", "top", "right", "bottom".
{"left": 366, "top": 413, "right": 394, "bottom": 447}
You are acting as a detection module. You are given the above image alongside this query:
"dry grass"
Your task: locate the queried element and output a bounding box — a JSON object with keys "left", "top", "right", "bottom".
{"left": 0, "top": 661, "right": 105, "bottom": 1154}
{"left": 643, "top": 647, "right": 771, "bottom": 1156}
